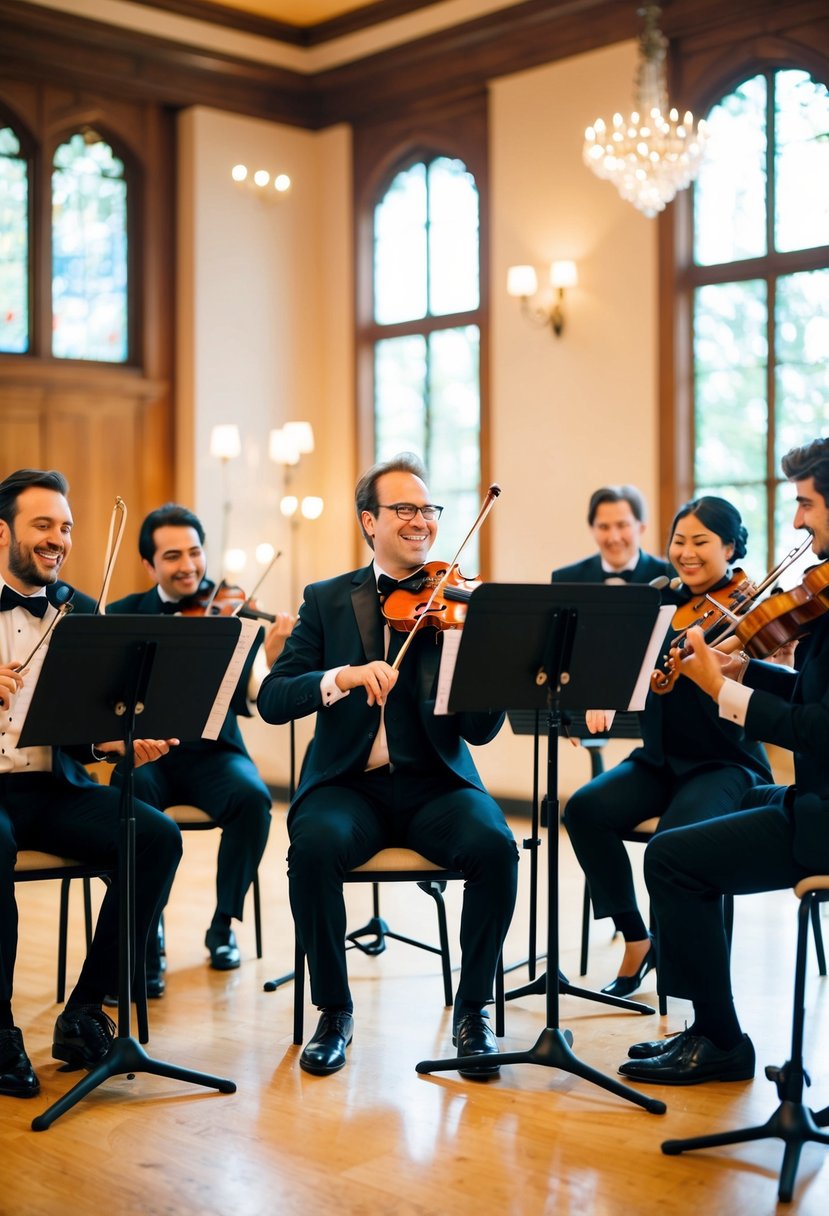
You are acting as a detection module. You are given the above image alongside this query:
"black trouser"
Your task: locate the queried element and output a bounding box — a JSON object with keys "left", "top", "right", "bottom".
{"left": 288, "top": 768, "right": 519, "bottom": 1011}
{"left": 127, "top": 748, "right": 272, "bottom": 927}
{"left": 1, "top": 772, "right": 182, "bottom": 1003}
{"left": 644, "top": 785, "right": 807, "bottom": 1008}
{"left": 564, "top": 758, "right": 763, "bottom": 924}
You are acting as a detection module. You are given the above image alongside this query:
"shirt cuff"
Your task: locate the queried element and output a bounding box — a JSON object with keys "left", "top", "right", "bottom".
{"left": 321, "top": 666, "right": 350, "bottom": 707}
{"left": 718, "top": 678, "right": 753, "bottom": 726}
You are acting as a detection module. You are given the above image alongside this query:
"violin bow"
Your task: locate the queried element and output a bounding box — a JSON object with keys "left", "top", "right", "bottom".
{"left": 230, "top": 550, "right": 283, "bottom": 618}
{"left": 94, "top": 496, "right": 128, "bottom": 614}
{"left": 390, "top": 483, "right": 501, "bottom": 673}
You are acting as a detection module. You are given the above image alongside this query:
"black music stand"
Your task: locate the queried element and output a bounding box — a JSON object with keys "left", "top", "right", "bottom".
{"left": 505, "top": 707, "right": 653, "bottom": 1016}
{"left": 415, "top": 584, "right": 666, "bottom": 1114}
{"left": 18, "top": 615, "right": 241, "bottom": 1130}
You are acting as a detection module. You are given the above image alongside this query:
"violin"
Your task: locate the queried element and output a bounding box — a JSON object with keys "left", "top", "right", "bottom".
{"left": 384, "top": 483, "right": 501, "bottom": 673}
{"left": 670, "top": 567, "right": 757, "bottom": 633}
{"left": 735, "top": 560, "right": 829, "bottom": 657}
{"left": 381, "top": 562, "right": 481, "bottom": 633}
{"left": 177, "top": 579, "right": 278, "bottom": 623}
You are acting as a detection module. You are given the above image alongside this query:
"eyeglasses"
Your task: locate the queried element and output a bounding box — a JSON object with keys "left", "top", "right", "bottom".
{"left": 376, "top": 502, "right": 444, "bottom": 522}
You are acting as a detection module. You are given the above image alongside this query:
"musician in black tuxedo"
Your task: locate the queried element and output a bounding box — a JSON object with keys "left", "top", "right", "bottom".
{"left": 108, "top": 504, "right": 292, "bottom": 987}
{"left": 620, "top": 437, "right": 829, "bottom": 1086}
{"left": 0, "top": 469, "right": 181, "bottom": 1099}
{"left": 257, "top": 452, "right": 518, "bottom": 1077}
{"left": 552, "top": 485, "right": 673, "bottom": 585}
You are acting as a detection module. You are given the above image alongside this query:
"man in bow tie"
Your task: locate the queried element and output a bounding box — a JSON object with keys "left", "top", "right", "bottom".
{"left": 0, "top": 468, "right": 182, "bottom": 1100}
{"left": 107, "top": 504, "right": 293, "bottom": 989}
{"left": 258, "top": 451, "right": 518, "bottom": 1077}
{"left": 552, "top": 485, "right": 673, "bottom": 585}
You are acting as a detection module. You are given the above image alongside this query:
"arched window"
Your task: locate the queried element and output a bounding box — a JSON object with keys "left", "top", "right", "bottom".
{"left": 370, "top": 154, "right": 483, "bottom": 566}
{"left": 690, "top": 68, "right": 829, "bottom": 569}
{"left": 0, "top": 122, "right": 29, "bottom": 354}
{"left": 51, "top": 129, "right": 129, "bottom": 362}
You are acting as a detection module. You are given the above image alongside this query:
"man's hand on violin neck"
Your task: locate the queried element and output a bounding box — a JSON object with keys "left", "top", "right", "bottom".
{"left": 335, "top": 661, "right": 398, "bottom": 707}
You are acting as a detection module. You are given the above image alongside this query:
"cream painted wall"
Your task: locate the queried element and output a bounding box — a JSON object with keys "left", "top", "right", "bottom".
{"left": 177, "top": 41, "right": 662, "bottom": 801}
{"left": 177, "top": 107, "right": 353, "bottom": 787}
{"left": 476, "top": 40, "right": 660, "bottom": 801}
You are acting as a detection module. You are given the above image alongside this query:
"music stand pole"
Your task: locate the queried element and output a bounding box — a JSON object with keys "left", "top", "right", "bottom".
{"left": 416, "top": 584, "right": 666, "bottom": 1115}
{"left": 18, "top": 616, "right": 240, "bottom": 1130}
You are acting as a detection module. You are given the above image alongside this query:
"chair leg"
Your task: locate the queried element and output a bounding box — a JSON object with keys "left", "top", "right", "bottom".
{"left": 253, "top": 870, "right": 263, "bottom": 960}
{"left": 57, "top": 877, "right": 72, "bottom": 1003}
{"left": 810, "top": 899, "right": 826, "bottom": 976}
{"left": 580, "top": 881, "right": 591, "bottom": 976}
{"left": 293, "top": 936, "right": 306, "bottom": 1046}
{"left": 422, "top": 880, "right": 453, "bottom": 1008}
{"left": 494, "top": 951, "right": 505, "bottom": 1038}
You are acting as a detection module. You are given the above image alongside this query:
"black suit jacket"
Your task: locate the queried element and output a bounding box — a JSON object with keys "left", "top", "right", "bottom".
{"left": 552, "top": 551, "right": 673, "bottom": 584}
{"left": 257, "top": 564, "right": 504, "bottom": 808}
{"left": 106, "top": 584, "right": 258, "bottom": 757}
{"left": 743, "top": 615, "right": 829, "bottom": 865}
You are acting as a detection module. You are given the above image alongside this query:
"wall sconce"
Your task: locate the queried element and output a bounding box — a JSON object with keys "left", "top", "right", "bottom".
{"left": 209, "top": 423, "right": 242, "bottom": 577}
{"left": 231, "top": 164, "right": 292, "bottom": 201}
{"left": 507, "top": 260, "right": 578, "bottom": 337}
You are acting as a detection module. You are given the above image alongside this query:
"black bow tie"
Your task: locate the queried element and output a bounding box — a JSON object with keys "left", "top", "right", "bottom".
{"left": 159, "top": 599, "right": 183, "bottom": 615}
{"left": 0, "top": 585, "right": 50, "bottom": 618}
{"left": 377, "top": 571, "right": 429, "bottom": 599}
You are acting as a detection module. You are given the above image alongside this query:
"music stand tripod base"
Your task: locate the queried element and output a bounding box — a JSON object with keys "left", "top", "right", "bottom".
{"left": 414, "top": 583, "right": 665, "bottom": 1114}
{"left": 19, "top": 616, "right": 242, "bottom": 1130}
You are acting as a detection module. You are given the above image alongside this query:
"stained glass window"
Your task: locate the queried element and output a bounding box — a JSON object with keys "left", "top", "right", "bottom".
{"left": 52, "top": 130, "right": 128, "bottom": 362}
{"left": 372, "top": 156, "right": 481, "bottom": 566}
{"left": 0, "top": 125, "right": 29, "bottom": 354}
{"left": 692, "top": 69, "right": 829, "bottom": 570}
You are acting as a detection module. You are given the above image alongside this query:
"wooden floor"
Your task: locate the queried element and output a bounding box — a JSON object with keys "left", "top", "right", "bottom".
{"left": 5, "top": 807, "right": 829, "bottom": 1216}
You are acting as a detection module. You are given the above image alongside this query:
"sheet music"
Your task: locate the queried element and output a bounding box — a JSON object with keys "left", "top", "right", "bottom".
{"left": 626, "top": 604, "right": 674, "bottom": 712}
{"left": 202, "top": 616, "right": 259, "bottom": 739}
{"left": 433, "top": 628, "right": 463, "bottom": 715}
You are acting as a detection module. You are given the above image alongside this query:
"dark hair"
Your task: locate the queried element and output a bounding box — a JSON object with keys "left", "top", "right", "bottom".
{"left": 0, "top": 469, "right": 69, "bottom": 528}
{"left": 781, "top": 438, "right": 829, "bottom": 506}
{"left": 138, "top": 503, "right": 205, "bottom": 563}
{"left": 669, "top": 496, "right": 748, "bottom": 561}
{"left": 587, "top": 484, "right": 646, "bottom": 526}
{"left": 355, "top": 451, "right": 428, "bottom": 550}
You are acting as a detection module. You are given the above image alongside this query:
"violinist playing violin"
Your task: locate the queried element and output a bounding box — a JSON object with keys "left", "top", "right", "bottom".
{"left": 257, "top": 452, "right": 518, "bottom": 1077}
{"left": 564, "top": 496, "right": 772, "bottom": 1000}
{"left": 107, "top": 504, "right": 294, "bottom": 992}
{"left": 0, "top": 470, "right": 181, "bottom": 1099}
{"left": 618, "top": 437, "right": 829, "bottom": 1087}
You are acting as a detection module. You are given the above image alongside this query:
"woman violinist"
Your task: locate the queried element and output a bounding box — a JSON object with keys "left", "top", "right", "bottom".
{"left": 563, "top": 496, "right": 773, "bottom": 998}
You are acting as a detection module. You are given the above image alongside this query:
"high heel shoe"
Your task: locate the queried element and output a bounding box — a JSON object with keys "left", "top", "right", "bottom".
{"left": 600, "top": 940, "right": 656, "bottom": 999}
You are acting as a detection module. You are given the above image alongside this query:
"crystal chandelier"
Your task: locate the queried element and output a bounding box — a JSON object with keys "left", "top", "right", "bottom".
{"left": 583, "top": 4, "right": 708, "bottom": 217}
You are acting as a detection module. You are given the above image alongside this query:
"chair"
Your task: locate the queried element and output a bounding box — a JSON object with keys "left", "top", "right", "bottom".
{"left": 663, "top": 875, "right": 829, "bottom": 1204}
{"left": 162, "top": 805, "right": 263, "bottom": 959}
{"left": 14, "top": 851, "right": 107, "bottom": 1003}
{"left": 291, "top": 846, "right": 506, "bottom": 1047}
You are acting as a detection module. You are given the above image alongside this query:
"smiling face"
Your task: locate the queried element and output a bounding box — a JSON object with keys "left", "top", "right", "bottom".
{"left": 590, "top": 500, "right": 645, "bottom": 571}
{"left": 360, "top": 470, "right": 437, "bottom": 578}
{"left": 668, "top": 511, "right": 735, "bottom": 594}
{"left": 793, "top": 477, "right": 829, "bottom": 561}
{"left": 143, "top": 524, "right": 207, "bottom": 600}
{"left": 0, "top": 486, "right": 73, "bottom": 593}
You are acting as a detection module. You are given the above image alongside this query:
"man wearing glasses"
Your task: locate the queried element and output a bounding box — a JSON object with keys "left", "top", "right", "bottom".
{"left": 258, "top": 452, "right": 518, "bottom": 1077}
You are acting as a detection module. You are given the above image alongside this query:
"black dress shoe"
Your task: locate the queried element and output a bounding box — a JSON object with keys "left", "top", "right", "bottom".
{"left": 205, "top": 925, "right": 241, "bottom": 971}
{"left": 52, "top": 1005, "right": 116, "bottom": 1069}
{"left": 627, "top": 1027, "right": 690, "bottom": 1059}
{"left": 452, "top": 1012, "right": 500, "bottom": 1079}
{"left": 0, "top": 1027, "right": 40, "bottom": 1098}
{"left": 601, "top": 941, "right": 656, "bottom": 999}
{"left": 618, "top": 1032, "right": 755, "bottom": 1085}
{"left": 299, "top": 1012, "right": 354, "bottom": 1075}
